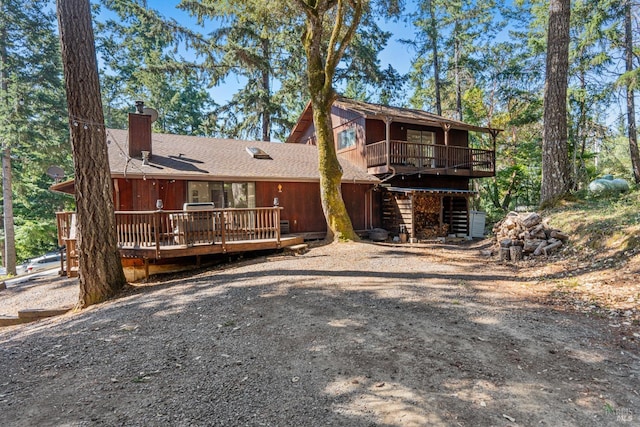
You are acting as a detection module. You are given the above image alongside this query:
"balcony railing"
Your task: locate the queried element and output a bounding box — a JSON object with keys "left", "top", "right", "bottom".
{"left": 365, "top": 140, "right": 495, "bottom": 175}
{"left": 56, "top": 207, "right": 283, "bottom": 259}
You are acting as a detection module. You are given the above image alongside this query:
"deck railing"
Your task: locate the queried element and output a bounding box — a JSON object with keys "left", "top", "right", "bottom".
{"left": 365, "top": 140, "right": 494, "bottom": 174}
{"left": 56, "top": 207, "right": 283, "bottom": 258}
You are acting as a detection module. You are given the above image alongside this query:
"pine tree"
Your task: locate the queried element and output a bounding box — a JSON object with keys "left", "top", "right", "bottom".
{"left": 57, "top": 0, "right": 126, "bottom": 307}
{"left": 540, "top": 0, "right": 572, "bottom": 206}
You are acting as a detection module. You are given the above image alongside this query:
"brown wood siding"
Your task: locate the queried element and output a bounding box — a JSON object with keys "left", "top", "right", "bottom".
{"left": 128, "top": 113, "right": 152, "bottom": 158}
{"left": 332, "top": 106, "right": 367, "bottom": 169}
{"left": 115, "top": 178, "right": 374, "bottom": 235}
{"left": 366, "top": 120, "right": 386, "bottom": 144}
{"left": 255, "top": 181, "right": 325, "bottom": 233}
{"left": 299, "top": 124, "right": 316, "bottom": 145}
{"left": 449, "top": 129, "right": 468, "bottom": 147}
{"left": 114, "top": 178, "right": 185, "bottom": 211}
{"left": 341, "top": 183, "right": 369, "bottom": 230}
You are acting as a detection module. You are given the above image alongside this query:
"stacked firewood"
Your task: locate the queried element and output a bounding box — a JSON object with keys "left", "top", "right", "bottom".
{"left": 492, "top": 212, "right": 569, "bottom": 261}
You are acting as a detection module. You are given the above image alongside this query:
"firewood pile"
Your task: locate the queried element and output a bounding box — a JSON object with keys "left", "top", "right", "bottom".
{"left": 492, "top": 212, "right": 569, "bottom": 261}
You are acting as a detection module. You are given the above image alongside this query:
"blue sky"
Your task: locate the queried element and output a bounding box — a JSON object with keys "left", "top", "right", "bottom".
{"left": 98, "top": 1, "right": 418, "bottom": 104}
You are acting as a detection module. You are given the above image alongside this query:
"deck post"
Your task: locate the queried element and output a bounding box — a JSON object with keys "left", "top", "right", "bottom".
{"left": 384, "top": 116, "right": 392, "bottom": 170}
{"left": 220, "top": 210, "right": 227, "bottom": 253}
{"left": 442, "top": 123, "right": 451, "bottom": 171}
{"left": 154, "top": 211, "right": 160, "bottom": 259}
{"left": 276, "top": 207, "right": 281, "bottom": 248}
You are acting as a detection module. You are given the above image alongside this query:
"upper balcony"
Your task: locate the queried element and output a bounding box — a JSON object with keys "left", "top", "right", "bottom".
{"left": 365, "top": 140, "right": 495, "bottom": 178}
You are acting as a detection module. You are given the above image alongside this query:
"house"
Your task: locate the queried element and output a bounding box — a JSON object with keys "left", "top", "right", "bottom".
{"left": 287, "top": 97, "right": 499, "bottom": 240}
{"left": 52, "top": 102, "right": 380, "bottom": 279}
{"left": 52, "top": 97, "right": 497, "bottom": 279}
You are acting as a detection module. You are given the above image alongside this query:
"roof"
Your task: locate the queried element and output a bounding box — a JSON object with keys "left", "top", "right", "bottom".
{"left": 103, "top": 129, "right": 378, "bottom": 184}
{"left": 287, "top": 96, "right": 500, "bottom": 143}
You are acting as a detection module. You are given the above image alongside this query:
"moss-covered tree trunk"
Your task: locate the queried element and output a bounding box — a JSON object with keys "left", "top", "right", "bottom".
{"left": 296, "top": 0, "right": 362, "bottom": 241}
{"left": 57, "top": 0, "right": 126, "bottom": 307}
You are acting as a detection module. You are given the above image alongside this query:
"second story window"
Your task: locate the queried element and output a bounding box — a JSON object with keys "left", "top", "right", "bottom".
{"left": 407, "top": 129, "right": 435, "bottom": 145}
{"left": 337, "top": 127, "right": 356, "bottom": 150}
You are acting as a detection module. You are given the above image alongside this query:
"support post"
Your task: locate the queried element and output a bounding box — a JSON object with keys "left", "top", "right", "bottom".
{"left": 220, "top": 210, "right": 227, "bottom": 253}
{"left": 442, "top": 123, "right": 451, "bottom": 171}
{"left": 385, "top": 116, "right": 392, "bottom": 170}
{"left": 276, "top": 207, "right": 281, "bottom": 247}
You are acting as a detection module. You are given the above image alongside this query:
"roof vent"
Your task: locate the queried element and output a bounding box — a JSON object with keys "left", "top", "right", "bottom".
{"left": 246, "top": 146, "right": 272, "bottom": 160}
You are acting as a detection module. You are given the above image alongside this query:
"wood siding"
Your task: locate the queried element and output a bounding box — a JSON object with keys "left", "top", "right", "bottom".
{"left": 114, "top": 178, "right": 186, "bottom": 211}
{"left": 332, "top": 106, "right": 367, "bottom": 169}
{"left": 114, "top": 178, "right": 376, "bottom": 236}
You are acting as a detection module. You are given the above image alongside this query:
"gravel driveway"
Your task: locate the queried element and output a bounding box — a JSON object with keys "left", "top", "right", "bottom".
{"left": 1, "top": 241, "right": 638, "bottom": 426}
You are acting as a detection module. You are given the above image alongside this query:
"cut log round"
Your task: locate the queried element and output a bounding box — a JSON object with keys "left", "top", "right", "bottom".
{"left": 499, "top": 247, "right": 511, "bottom": 262}
{"left": 542, "top": 240, "right": 563, "bottom": 256}
{"left": 550, "top": 230, "right": 569, "bottom": 241}
{"left": 510, "top": 246, "right": 523, "bottom": 261}
{"left": 521, "top": 212, "right": 542, "bottom": 228}
{"left": 533, "top": 241, "right": 549, "bottom": 256}
{"left": 523, "top": 239, "right": 545, "bottom": 253}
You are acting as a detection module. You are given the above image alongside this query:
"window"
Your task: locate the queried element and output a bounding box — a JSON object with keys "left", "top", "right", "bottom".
{"left": 337, "top": 127, "right": 356, "bottom": 150}
{"left": 406, "top": 130, "right": 436, "bottom": 168}
{"left": 188, "top": 181, "right": 255, "bottom": 208}
{"left": 407, "top": 129, "right": 435, "bottom": 145}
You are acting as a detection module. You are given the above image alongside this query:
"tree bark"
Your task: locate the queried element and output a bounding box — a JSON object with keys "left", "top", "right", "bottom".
{"left": 625, "top": 0, "right": 640, "bottom": 184}
{"left": 261, "top": 36, "right": 271, "bottom": 142}
{"left": 540, "top": 0, "right": 571, "bottom": 207}
{"left": 2, "top": 147, "right": 16, "bottom": 276}
{"left": 0, "top": 2, "right": 17, "bottom": 275}
{"left": 296, "top": 0, "right": 361, "bottom": 241}
{"left": 427, "top": 0, "right": 442, "bottom": 116}
{"left": 57, "top": 0, "right": 126, "bottom": 307}
{"left": 454, "top": 22, "right": 462, "bottom": 121}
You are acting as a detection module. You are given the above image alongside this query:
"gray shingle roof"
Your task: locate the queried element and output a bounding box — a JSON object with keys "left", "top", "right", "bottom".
{"left": 106, "top": 129, "right": 378, "bottom": 184}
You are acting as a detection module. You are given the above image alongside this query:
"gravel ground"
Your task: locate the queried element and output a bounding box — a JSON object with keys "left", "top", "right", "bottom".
{"left": 0, "top": 241, "right": 638, "bottom": 426}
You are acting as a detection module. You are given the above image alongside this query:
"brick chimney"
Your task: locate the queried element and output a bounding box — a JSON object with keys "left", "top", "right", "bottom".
{"left": 128, "top": 100, "right": 152, "bottom": 159}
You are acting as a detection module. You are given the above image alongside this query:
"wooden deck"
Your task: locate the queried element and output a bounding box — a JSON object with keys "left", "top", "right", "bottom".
{"left": 365, "top": 140, "right": 495, "bottom": 177}
{"left": 56, "top": 207, "right": 304, "bottom": 266}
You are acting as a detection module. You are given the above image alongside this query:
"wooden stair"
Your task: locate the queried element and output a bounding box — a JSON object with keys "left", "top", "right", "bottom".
{"left": 0, "top": 307, "right": 73, "bottom": 327}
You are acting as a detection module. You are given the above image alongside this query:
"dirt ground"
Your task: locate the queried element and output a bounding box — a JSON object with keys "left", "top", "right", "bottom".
{"left": 0, "top": 240, "right": 638, "bottom": 426}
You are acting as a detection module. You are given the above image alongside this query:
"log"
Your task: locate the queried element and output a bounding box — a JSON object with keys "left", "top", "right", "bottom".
{"left": 530, "top": 223, "right": 545, "bottom": 235}
{"left": 500, "top": 238, "right": 513, "bottom": 248}
{"left": 503, "top": 218, "right": 517, "bottom": 229}
{"left": 542, "top": 240, "right": 563, "bottom": 256}
{"left": 510, "top": 246, "right": 523, "bottom": 261}
{"left": 533, "top": 230, "right": 547, "bottom": 239}
{"left": 550, "top": 230, "right": 569, "bottom": 242}
{"left": 499, "top": 247, "right": 511, "bottom": 262}
{"left": 523, "top": 239, "right": 545, "bottom": 253}
{"left": 521, "top": 212, "right": 542, "bottom": 228}
{"left": 533, "top": 240, "right": 548, "bottom": 256}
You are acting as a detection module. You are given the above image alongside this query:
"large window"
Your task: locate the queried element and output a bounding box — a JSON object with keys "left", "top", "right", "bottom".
{"left": 337, "top": 127, "right": 356, "bottom": 150}
{"left": 407, "top": 129, "right": 435, "bottom": 145}
{"left": 188, "top": 181, "right": 255, "bottom": 208}
{"left": 406, "top": 129, "right": 436, "bottom": 168}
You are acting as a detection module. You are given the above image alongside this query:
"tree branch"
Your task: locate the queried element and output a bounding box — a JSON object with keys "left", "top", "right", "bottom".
{"left": 325, "top": 0, "right": 363, "bottom": 89}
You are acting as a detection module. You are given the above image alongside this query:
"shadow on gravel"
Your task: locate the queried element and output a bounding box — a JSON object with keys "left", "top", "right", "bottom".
{"left": 1, "top": 242, "right": 638, "bottom": 426}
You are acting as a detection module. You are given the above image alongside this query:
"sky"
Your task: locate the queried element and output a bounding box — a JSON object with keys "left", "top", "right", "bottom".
{"left": 97, "top": 1, "right": 419, "bottom": 104}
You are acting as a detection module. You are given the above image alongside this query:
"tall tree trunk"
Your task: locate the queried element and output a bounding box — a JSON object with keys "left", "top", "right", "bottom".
{"left": 57, "top": 0, "right": 126, "bottom": 307}
{"left": 297, "top": 0, "right": 361, "bottom": 242}
{"left": 261, "top": 36, "right": 271, "bottom": 142}
{"left": 2, "top": 148, "right": 16, "bottom": 275}
{"left": 625, "top": 0, "right": 640, "bottom": 184}
{"left": 540, "top": 0, "right": 571, "bottom": 207}
{"left": 0, "top": 0, "right": 16, "bottom": 276}
{"left": 428, "top": 0, "right": 442, "bottom": 116}
{"left": 454, "top": 22, "right": 462, "bottom": 121}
